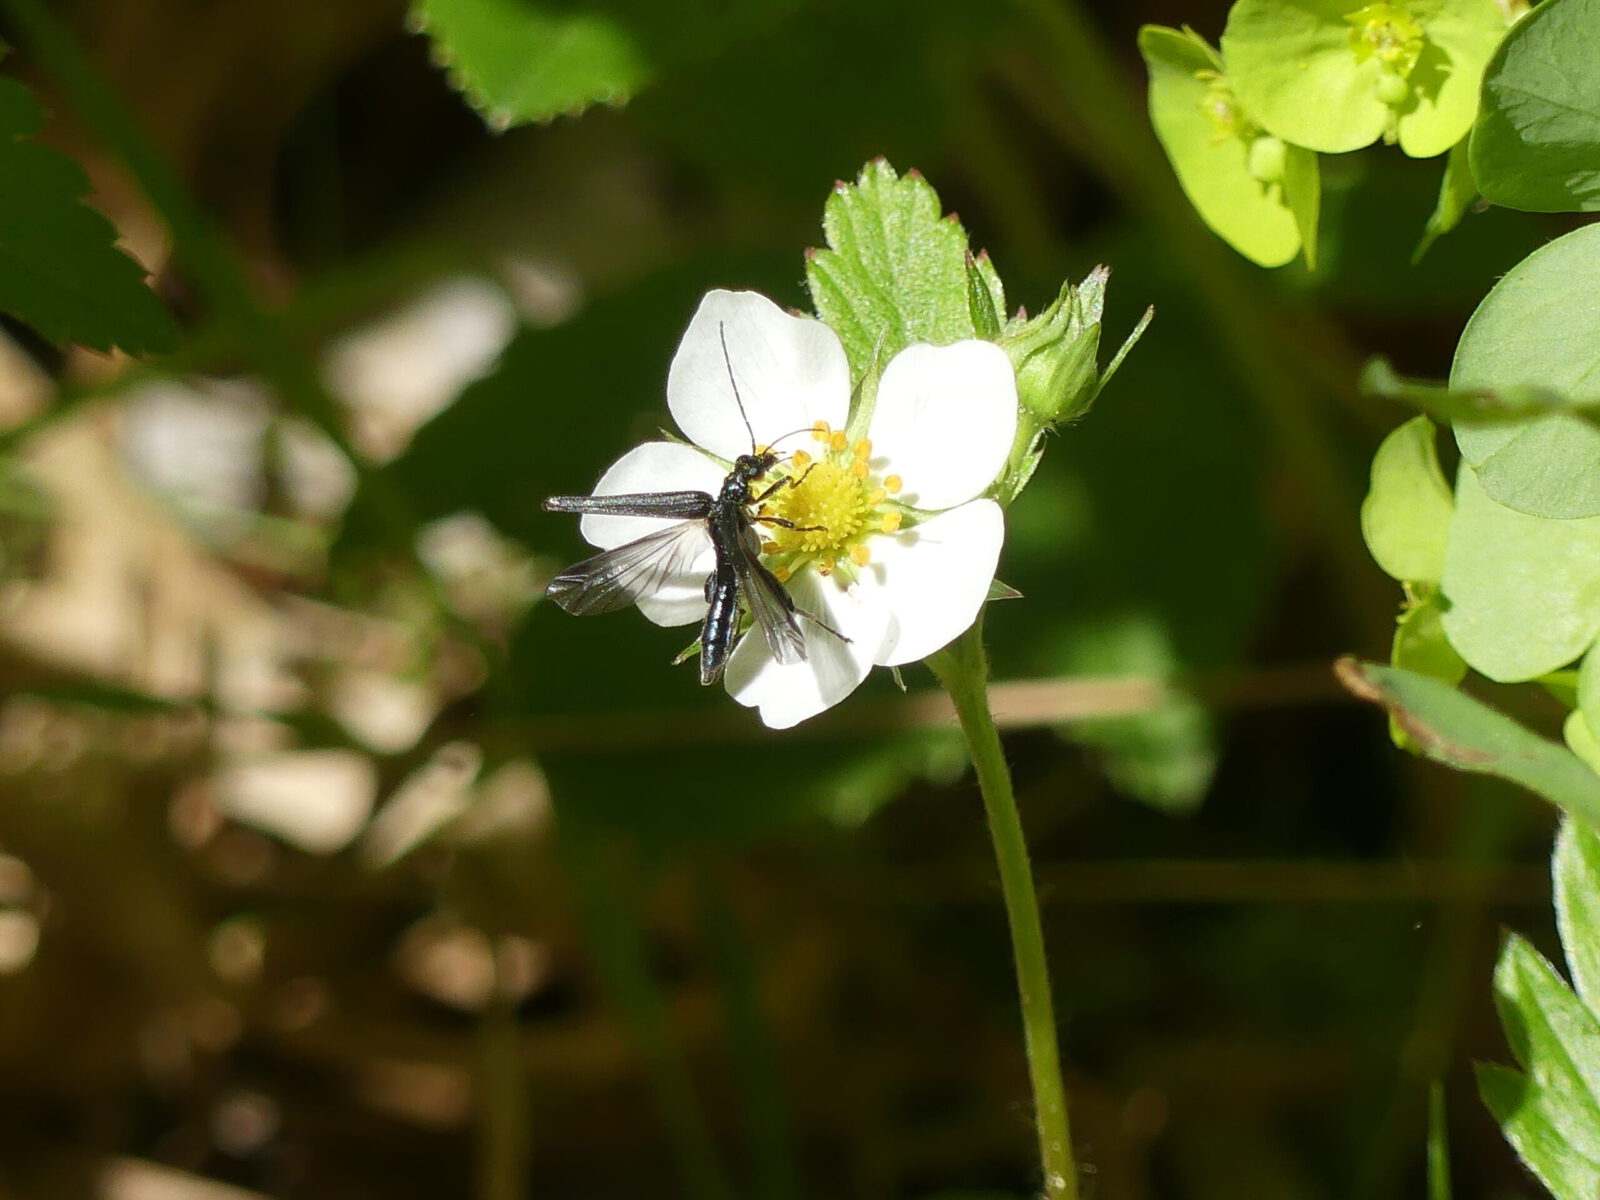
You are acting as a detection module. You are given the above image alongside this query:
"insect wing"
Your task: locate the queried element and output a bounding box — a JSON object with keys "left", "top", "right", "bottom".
{"left": 546, "top": 520, "right": 714, "bottom": 616}
{"left": 544, "top": 491, "right": 712, "bottom": 519}
{"left": 731, "top": 536, "right": 807, "bottom": 666}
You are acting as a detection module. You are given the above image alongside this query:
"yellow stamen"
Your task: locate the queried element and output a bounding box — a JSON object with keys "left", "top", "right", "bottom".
{"left": 850, "top": 544, "right": 871, "bottom": 566}
{"left": 869, "top": 488, "right": 887, "bottom": 505}
{"left": 773, "top": 566, "right": 791, "bottom": 582}
{"left": 828, "top": 430, "right": 848, "bottom": 452}
{"left": 791, "top": 449, "right": 812, "bottom": 470}
{"left": 762, "top": 540, "right": 779, "bottom": 554}
{"left": 881, "top": 511, "right": 902, "bottom": 533}
{"left": 883, "top": 474, "right": 903, "bottom": 494}
{"left": 853, "top": 438, "right": 872, "bottom": 460}
{"left": 851, "top": 459, "right": 869, "bottom": 480}
{"left": 818, "top": 559, "right": 834, "bottom": 576}
{"left": 811, "top": 420, "right": 831, "bottom": 442}
{"left": 754, "top": 444, "right": 769, "bottom": 455}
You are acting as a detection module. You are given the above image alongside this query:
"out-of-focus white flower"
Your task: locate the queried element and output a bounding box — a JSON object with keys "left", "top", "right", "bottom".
{"left": 574, "top": 290, "right": 1016, "bottom": 728}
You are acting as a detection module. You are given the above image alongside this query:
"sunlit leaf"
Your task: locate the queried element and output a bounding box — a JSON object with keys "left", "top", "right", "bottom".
{"left": 1361, "top": 415, "right": 1452, "bottom": 584}
{"left": 1138, "top": 25, "right": 1316, "bottom": 269}
{"left": 1439, "top": 466, "right": 1600, "bottom": 682}
{"left": 1453, "top": 223, "right": 1600, "bottom": 519}
{"left": 1336, "top": 658, "right": 1600, "bottom": 824}
{"left": 1470, "top": 0, "right": 1600, "bottom": 213}
{"left": 1580, "top": 645, "right": 1600, "bottom": 750}
{"left": 1564, "top": 710, "right": 1600, "bottom": 777}
{"left": 1222, "top": 0, "right": 1505, "bottom": 157}
{"left": 805, "top": 160, "right": 1000, "bottom": 380}
{"left": 1392, "top": 596, "right": 1465, "bottom": 683}
{"left": 0, "top": 76, "right": 175, "bottom": 354}
{"left": 1556, "top": 817, "right": 1600, "bottom": 1013}
{"left": 1481, "top": 932, "right": 1600, "bottom": 1200}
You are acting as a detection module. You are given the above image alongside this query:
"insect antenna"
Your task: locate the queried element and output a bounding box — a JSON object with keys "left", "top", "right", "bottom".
{"left": 718, "top": 321, "right": 760, "bottom": 454}
{"left": 762, "top": 424, "right": 821, "bottom": 454}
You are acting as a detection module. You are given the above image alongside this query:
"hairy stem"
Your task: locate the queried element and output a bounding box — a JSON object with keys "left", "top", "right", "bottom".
{"left": 930, "top": 616, "right": 1077, "bottom": 1200}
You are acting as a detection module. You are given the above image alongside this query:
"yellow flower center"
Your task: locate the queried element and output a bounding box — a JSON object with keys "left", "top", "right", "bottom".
{"left": 1345, "top": 2, "right": 1425, "bottom": 77}
{"left": 753, "top": 423, "right": 907, "bottom": 581}
{"left": 1195, "top": 72, "right": 1251, "bottom": 143}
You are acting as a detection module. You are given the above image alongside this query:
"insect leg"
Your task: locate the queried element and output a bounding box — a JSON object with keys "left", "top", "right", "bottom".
{"left": 755, "top": 515, "right": 826, "bottom": 533}
{"left": 798, "top": 606, "right": 851, "bottom": 644}
{"left": 751, "top": 460, "right": 817, "bottom": 505}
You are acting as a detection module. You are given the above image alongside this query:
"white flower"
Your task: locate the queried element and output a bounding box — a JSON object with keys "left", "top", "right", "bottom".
{"left": 575, "top": 289, "right": 1017, "bottom": 728}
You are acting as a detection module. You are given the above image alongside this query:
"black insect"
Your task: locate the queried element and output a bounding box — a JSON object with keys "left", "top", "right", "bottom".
{"left": 543, "top": 326, "right": 844, "bottom": 684}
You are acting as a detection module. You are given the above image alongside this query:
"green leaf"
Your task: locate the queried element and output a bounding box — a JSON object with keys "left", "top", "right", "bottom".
{"left": 1361, "top": 415, "right": 1453, "bottom": 584}
{"left": 1138, "top": 25, "right": 1318, "bottom": 269}
{"left": 411, "top": 0, "right": 791, "bottom": 127}
{"left": 1564, "top": 709, "right": 1600, "bottom": 778}
{"left": 1222, "top": 0, "right": 1505, "bottom": 158}
{"left": 1439, "top": 465, "right": 1600, "bottom": 682}
{"left": 805, "top": 160, "right": 993, "bottom": 379}
{"left": 1414, "top": 137, "right": 1477, "bottom": 262}
{"left": 1556, "top": 815, "right": 1600, "bottom": 1014}
{"left": 1481, "top": 934, "right": 1600, "bottom": 1199}
{"left": 1336, "top": 658, "right": 1600, "bottom": 824}
{"left": 1480, "top": 1063, "right": 1600, "bottom": 1200}
{"left": 1453, "top": 223, "right": 1600, "bottom": 519}
{"left": 1388, "top": 590, "right": 1466, "bottom": 754}
{"left": 1470, "top": 0, "right": 1600, "bottom": 213}
{"left": 1428, "top": 1080, "right": 1451, "bottom": 1200}
{"left": 1361, "top": 357, "right": 1600, "bottom": 424}
{"left": 1581, "top": 644, "right": 1600, "bottom": 749}
{"left": 0, "top": 77, "right": 175, "bottom": 355}
{"left": 1392, "top": 595, "right": 1465, "bottom": 683}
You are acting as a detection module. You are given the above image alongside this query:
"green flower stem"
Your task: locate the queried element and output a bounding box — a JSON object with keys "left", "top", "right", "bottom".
{"left": 476, "top": 984, "right": 532, "bottom": 1200}
{"left": 929, "top": 615, "right": 1077, "bottom": 1200}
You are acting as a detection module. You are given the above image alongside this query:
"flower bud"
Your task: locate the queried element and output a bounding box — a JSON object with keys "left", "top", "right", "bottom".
{"left": 1000, "top": 268, "right": 1109, "bottom": 424}
{"left": 1247, "top": 135, "right": 1287, "bottom": 185}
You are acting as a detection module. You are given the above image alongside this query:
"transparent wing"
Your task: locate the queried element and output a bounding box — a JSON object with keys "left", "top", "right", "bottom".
{"left": 546, "top": 520, "right": 713, "bottom": 616}
{"left": 731, "top": 534, "right": 807, "bottom": 666}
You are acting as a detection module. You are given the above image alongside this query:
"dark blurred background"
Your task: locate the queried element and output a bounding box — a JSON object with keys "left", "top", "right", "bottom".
{"left": 0, "top": 0, "right": 1573, "bottom": 1196}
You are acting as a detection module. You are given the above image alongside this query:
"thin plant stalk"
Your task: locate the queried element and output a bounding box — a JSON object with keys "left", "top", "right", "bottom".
{"left": 929, "top": 614, "right": 1077, "bottom": 1200}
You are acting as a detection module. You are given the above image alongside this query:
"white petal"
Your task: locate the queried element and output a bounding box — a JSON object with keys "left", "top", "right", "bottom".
{"left": 636, "top": 585, "right": 712, "bottom": 628}
{"left": 667, "top": 290, "right": 851, "bottom": 462}
{"left": 867, "top": 341, "right": 1017, "bottom": 511}
{"left": 723, "top": 570, "right": 890, "bottom": 730}
{"left": 864, "top": 500, "right": 1005, "bottom": 667}
{"left": 577, "top": 441, "right": 724, "bottom": 549}
{"left": 571, "top": 441, "right": 722, "bottom": 628}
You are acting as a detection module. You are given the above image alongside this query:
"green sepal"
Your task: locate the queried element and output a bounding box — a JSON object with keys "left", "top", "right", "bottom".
{"left": 965, "top": 251, "right": 1003, "bottom": 341}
